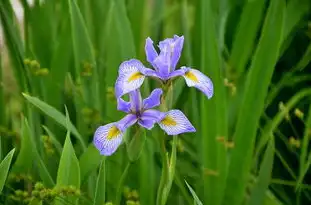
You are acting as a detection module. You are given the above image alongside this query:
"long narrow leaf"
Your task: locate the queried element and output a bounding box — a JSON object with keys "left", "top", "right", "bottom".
{"left": 223, "top": 1, "right": 285, "bottom": 204}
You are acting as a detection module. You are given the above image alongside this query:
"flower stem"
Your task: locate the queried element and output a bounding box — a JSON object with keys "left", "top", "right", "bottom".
{"left": 156, "top": 83, "right": 178, "bottom": 205}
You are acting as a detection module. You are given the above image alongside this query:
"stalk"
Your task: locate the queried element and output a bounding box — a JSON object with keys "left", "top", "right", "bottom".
{"left": 156, "top": 82, "right": 178, "bottom": 205}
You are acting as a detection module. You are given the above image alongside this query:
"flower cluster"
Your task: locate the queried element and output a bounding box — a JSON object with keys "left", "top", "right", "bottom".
{"left": 94, "top": 35, "right": 214, "bottom": 156}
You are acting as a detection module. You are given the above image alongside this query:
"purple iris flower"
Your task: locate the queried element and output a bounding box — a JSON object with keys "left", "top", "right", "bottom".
{"left": 93, "top": 88, "right": 195, "bottom": 156}
{"left": 115, "top": 35, "right": 214, "bottom": 99}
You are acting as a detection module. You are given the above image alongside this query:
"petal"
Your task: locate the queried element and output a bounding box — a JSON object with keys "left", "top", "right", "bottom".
{"left": 145, "top": 37, "right": 158, "bottom": 67}
{"left": 158, "top": 110, "right": 196, "bottom": 135}
{"left": 171, "top": 35, "right": 184, "bottom": 70}
{"left": 129, "top": 89, "right": 143, "bottom": 113}
{"left": 153, "top": 54, "right": 170, "bottom": 79}
{"left": 138, "top": 109, "right": 166, "bottom": 130}
{"left": 115, "top": 59, "right": 146, "bottom": 98}
{"left": 143, "top": 88, "right": 163, "bottom": 109}
{"left": 117, "top": 98, "right": 131, "bottom": 113}
{"left": 168, "top": 67, "right": 187, "bottom": 79}
{"left": 116, "top": 114, "right": 138, "bottom": 131}
{"left": 182, "top": 67, "right": 214, "bottom": 99}
{"left": 93, "top": 123, "right": 124, "bottom": 156}
{"left": 158, "top": 35, "right": 184, "bottom": 71}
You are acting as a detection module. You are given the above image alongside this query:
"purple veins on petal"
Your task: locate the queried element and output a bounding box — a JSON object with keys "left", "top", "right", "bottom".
{"left": 158, "top": 110, "right": 196, "bottom": 135}
{"left": 181, "top": 67, "right": 214, "bottom": 99}
{"left": 93, "top": 123, "right": 124, "bottom": 156}
{"left": 115, "top": 59, "right": 146, "bottom": 98}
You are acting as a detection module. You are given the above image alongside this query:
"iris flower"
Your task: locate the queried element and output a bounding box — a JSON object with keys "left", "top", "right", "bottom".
{"left": 93, "top": 88, "right": 195, "bottom": 156}
{"left": 115, "top": 35, "right": 214, "bottom": 99}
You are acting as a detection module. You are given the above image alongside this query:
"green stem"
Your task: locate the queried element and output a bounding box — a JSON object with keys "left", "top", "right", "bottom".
{"left": 156, "top": 82, "right": 178, "bottom": 205}
{"left": 115, "top": 162, "right": 131, "bottom": 205}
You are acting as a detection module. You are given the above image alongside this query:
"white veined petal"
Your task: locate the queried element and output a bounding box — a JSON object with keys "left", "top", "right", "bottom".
{"left": 115, "top": 59, "right": 146, "bottom": 98}
{"left": 158, "top": 110, "right": 195, "bottom": 135}
{"left": 93, "top": 123, "right": 124, "bottom": 156}
{"left": 182, "top": 67, "right": 214, "bottom": 99}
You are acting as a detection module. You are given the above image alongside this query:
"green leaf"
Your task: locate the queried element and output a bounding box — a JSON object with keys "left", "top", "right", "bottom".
{"left": 56, "top": 132, "right": 80, "bottom": 204}
{"left": 12, "top": 118, "right": 54, "bottom": 187}
{"left": 0, "top": 148, "right": 15, "bottom": 193}
{"left": 79, "top": 144, "right": 101, "bottom": 184}
{"left": 223, "top": 0, "right": 285, "bottom": 204}
{"left": 126, "top": 128, "right": 146, "bottom": 162}
{"left": 93, "top": 158, "right": 106, "bottom": 205}
{"left": 185, "top": 181, "right": 203, "bottom": 205}
{"left": 229, "top": 0, "right": 266, "bottom": 77}
{"left": 22, "top": 93, "right": 86, "bottom": 150}
{"left": 248, "top": 138, "right": 275, "bottom": 205}
{"left": 68, "top": 0, "right": 99, "bottom": 109}
{"left": 28, "top": 198, "right": 42, "bottom": 205}
{"left": 200, "top": 0, "right": 228, "bottom": 204}
{"left": 12, "top": 119, "right": 35, "bottom": 173}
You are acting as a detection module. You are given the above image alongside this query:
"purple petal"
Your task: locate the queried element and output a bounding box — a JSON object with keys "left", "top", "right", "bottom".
{"left": 116, "top": 114, "right": 138, "bottom": 132}
{"left": 117, "top": 98, "right": 131, "bottom": 113}
{"left": 157, "top": 35, "right": 184, "bottom": 72}
{"left": 158, "top": 110, "right": 196, "bottom": 135}
{"left": 115, "top": 59, "right": 146, "bottom": 98}
{"left": 168, "top": 67, "right": 188, "bottom": 79}
{"left": 145, "top": 37, "right": 158, "bottom": 68}
{"left": 138, "top": 109, "right": 165, "bottom": 130}
{"left": 181, "top": 67, "right": 214, "bottom": 99}
{"left": 153, "top": 54, "right": 170, "bottom": 79}
{"left": 93, "top": 123, "right": 124, "bottom": 156}
{"left": 143, "top": 88, "right": 163, "bottom": 109}
{"left": 129, "top": 89, "right": 143, "bottom": 113}
{"left": 171, "top": 35, "right": 184, "bottom": 70}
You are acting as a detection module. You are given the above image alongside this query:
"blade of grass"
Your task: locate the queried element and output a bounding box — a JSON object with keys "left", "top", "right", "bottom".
{"left": 55, "top": 131, "right": 80, "bottom": 205}
{"left": 0, "top": 148, "right": 15, "bottom": 193}
{"left": 22, "top": 93, "right": 86, "bottom": 150}
{"left": 229, "top": 0, "right": 266, "bottom": 78}
{"left": 79, "top": 144, "right": 101, "bottom": 184}
{"left": 93, "top": 158, "right": 106, "bottom": 205}
{"left": 200, "top": 0, "right": 228, "bottom": 204}
{"left": 185, "top": 180, "right": 203, "bottom": 205}
{"left": 248, "top": 138, "right": 275, "bottom": 205}
{"left": 223, "top": 1, "right": 285, "bottom": 204}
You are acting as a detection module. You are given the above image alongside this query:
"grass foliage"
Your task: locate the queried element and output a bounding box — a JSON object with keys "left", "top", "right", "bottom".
{"left": 0, "top": 0, "right": 311, "bottom": 204}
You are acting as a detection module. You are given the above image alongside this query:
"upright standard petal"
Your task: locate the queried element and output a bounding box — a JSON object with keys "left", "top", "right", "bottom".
{"left": 145, "top": 37, "right": 158, "bottom": 68}
{"left": 129, "top": 89, "right": 143, "bottom": 113}
{"left": 117, "top": 98, "right": 131, "bottom": 113}
{"left": 158, "top": 110, "right": 196, "bottom": 135}
{"left": 143, "top": 88, "right": 163, "bottom": 109}
{"left": 182, "top": 67, "right": 214, "bottom": 99}
{"left": 115, "top": 59, "right": 146, "bottom": 98}
{"left": 171, "top": 35, "right": 184, "bottom": 70}
{"left": 93, "top": 123, "right": 124, "bottom": 156}
{"left": 138, "top": 109, "right": 165, "bottom": 130}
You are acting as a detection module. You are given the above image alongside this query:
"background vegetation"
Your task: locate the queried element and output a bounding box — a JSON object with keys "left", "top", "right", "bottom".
{"left": 0, "top": 0, "right": 311, "bottom": 204}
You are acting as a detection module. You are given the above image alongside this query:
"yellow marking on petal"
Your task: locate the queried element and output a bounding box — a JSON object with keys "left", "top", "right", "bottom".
{"left": 107, "top": 126, "right": 121, "bottom": 140}
{"left": 128, "top": 72, "right": 143, "bottom": 82}
{"left": 161, "top": 116, "right": 177, "bottom": 126}
{"left": 185, "top": 71, "right": 199, "bottom": 83}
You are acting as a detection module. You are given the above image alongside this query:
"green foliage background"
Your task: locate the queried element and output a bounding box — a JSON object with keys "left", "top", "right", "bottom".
{"left": 0, "top": 0, "right": 311, "bottom": 204}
